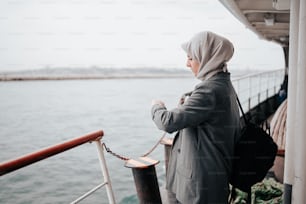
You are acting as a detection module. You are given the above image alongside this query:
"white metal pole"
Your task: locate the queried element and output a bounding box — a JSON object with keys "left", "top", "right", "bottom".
{"left": 248, "top": 76, "right": 251, "bottom": 111}
{"left": 292, "top": 0, "right": 306, "bottom": 202}
{"left": 284, "top": 0, "right": 300, "bottom": 203}
{"left": 95, "top": 140, "right": 116, "bottom": 204}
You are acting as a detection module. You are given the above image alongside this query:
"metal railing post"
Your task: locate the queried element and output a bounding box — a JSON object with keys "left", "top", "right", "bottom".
{"left": 125, "top": 157, "right": 161, "bottom": 204}
{"left": 237, "top": 79, "right": 240, "bottom": 96}
{"left": 96, "top": 141, "right": 116, "bottom": 204}
{"left": 160, "top": 137, "right": 174, "bottom": 177}
{"left": 249, "top": 76, "right": 252, "bottom": 106}
{"left": 274, "top": 86, "right": 277, "bottom": 95}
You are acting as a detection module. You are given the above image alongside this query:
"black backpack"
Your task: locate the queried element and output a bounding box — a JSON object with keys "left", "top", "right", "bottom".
{"left": 230, "top": 97, "right": 278, "bottom": 202}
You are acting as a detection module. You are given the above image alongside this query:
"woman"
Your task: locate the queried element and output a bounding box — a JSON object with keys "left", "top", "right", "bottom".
{"left": 151, "top": 31, "right": 241, "bottom": 203}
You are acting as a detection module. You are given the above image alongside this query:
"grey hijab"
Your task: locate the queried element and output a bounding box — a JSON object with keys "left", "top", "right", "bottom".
{"left": 182, "top": 31, "right": 234, "bottom": 80}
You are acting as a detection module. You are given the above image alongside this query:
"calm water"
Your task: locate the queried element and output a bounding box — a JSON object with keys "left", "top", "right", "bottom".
{"left": 0, "top": 77, "right": 200, "bottom": 204}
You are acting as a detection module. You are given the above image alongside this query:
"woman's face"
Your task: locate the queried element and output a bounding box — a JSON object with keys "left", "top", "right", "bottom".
{"left": 186, "top": 55, "right": 200, "bottom": 76}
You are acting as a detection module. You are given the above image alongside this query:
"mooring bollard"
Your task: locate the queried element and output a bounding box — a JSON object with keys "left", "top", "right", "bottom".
{"left": 160, "top": 137, "right": 173, "bottom": 176}
{"left": 125, "top": 157, "right": 162, "bottom": 204}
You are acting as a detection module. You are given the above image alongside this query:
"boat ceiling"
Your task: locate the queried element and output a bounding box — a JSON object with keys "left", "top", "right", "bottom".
{"left": 219, "top": 0, "right": 290, "bottom": 47}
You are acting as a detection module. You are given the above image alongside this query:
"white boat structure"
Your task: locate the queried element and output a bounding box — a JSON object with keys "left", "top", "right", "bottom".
{"left": 1, "top": 0, "right": 305, "bottom": 203}
{"left": 219, "top": 0, "right": 306, "bottom": 203}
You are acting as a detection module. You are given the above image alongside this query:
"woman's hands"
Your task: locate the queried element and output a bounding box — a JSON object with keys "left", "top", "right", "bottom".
{"left": 151, "top": 99, "right": 165, "bottom": 107}
{"left": 179, "top": 91, "right": 192, "bottom": 105}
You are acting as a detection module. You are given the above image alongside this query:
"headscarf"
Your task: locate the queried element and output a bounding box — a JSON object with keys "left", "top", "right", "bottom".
{"left": 181, "top": 31, "right": 234, "bottom": 81}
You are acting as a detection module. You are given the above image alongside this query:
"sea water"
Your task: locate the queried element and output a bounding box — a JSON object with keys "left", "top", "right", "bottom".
{"left": 0, "top": 77, "right": 200, "bottom": 204}
{"left": 0, "top": 69, "right": 283, "bottom": 204}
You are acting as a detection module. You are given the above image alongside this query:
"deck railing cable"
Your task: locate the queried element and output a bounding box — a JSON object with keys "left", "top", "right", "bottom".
{"left": 232, "top": 69, "right": 284, "bottom": 113}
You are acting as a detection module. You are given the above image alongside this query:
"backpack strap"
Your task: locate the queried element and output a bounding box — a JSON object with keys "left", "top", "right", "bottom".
{"left": 236, "top": 96, "right": 248, "bottom": 125}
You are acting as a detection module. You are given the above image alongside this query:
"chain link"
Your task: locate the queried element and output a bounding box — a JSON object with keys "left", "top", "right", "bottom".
{"left": 102, "top": 143, "right": 130, "bottom": 161}
{"left": 102, "top": 132, "right": 167, "bottom": 161}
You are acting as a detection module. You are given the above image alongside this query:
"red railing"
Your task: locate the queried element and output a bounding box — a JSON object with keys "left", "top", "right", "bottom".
{"left": 0, "top": 130, "right": 104, "bottom": 176}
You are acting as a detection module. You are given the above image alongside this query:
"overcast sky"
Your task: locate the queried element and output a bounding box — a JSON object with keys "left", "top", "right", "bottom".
{"left": 0, "top": 0, "right": 284, "bottom": 72}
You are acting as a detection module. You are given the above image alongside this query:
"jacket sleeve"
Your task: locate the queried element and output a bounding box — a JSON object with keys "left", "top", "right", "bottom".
{"left": 151, "top": 83, "right": 216, "bottom": 133}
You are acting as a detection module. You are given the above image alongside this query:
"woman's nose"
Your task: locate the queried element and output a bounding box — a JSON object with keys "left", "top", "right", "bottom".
{"left": 186, "top": 61, "right": 191, "bottom": 67}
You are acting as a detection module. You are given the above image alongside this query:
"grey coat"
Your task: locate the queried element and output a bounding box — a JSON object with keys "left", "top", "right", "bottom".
{"left": 151, "top": 72, "right": 240, "bottom": 204}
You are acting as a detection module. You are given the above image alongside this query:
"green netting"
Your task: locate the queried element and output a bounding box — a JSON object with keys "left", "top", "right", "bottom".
{"left": 231, "top": 178, "right": 283, "bottom": 204}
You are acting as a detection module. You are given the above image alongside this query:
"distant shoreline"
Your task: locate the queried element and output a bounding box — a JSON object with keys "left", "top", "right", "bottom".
{"left": 0, "top": 67, "right": 196, "bottom": 81}
{"left": 0, "top": 74, "right": 193, "bottom": 81}
{"left": 0, "top": 67, "right": 261, "bottom": 82}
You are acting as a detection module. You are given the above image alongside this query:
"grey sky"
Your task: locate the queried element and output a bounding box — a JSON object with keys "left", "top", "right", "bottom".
{"left": 0, "top": 0, "right": 284, "bottom": 71}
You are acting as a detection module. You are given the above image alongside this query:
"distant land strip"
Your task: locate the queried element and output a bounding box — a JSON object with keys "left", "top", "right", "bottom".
{"left": 0, "top": 67, "right": 258, "bottom": 81}
{"left": 0, "top": 74, "right": 192, "bottom": 81}
{"left": 0, "top": 67, "right": 195, "bottom": 81}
